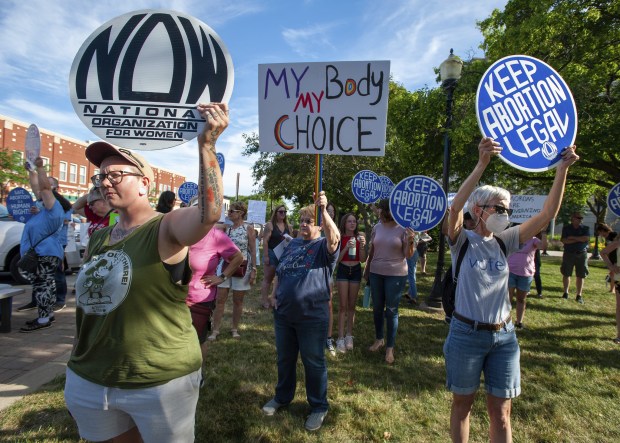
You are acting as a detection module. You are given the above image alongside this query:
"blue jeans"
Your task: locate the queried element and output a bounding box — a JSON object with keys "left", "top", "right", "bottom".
{"left": 369, "top": 272, "right": 407, "bottom": 348}
{"left": 273, "top": 311, "right": 329, "bottom": 413}
{"left": 406, "top": 250, "right": 419, "bottom": 299}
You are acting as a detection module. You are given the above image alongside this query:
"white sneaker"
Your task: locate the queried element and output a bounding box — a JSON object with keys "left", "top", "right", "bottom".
{"left": 336, "top": 338, "right": 346, "bottom": 353}
{"left": 207, "top": 330, "right": 219, "bottom": 341}
{"left": 345, "top": 335, "right": 354, "bottom": 350}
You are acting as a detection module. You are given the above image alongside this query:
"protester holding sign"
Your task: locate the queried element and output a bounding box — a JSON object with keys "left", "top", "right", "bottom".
{"left": 17, "top": 158, "right": 71, "bottom": 330}
{"left": 64, "top": 102, "right": 227, "bottom": 443}
{"left": 335, "top": 213, "right": 366, "bottom": 353}
{"left": 210, "top": 201, "right": 258, "bottom": 340}
{"left": 261, "top": 205, "right": 293, "bottom": 309}
{"left": 444, "top": 136, "right": 578, "bottom": 443}
{"left": 262, "top": 192, "right": 339, "bottom": 432}
{"left": 362, "top": 199, "right": 415, "bottom": 365}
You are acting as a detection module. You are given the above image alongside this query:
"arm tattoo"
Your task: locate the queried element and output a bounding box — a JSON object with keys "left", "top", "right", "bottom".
{"left": 199, "top": 150, "right": 206, "bottom": 223}
{"left": 206, "top": 165, "right": 222, "bottom": 215}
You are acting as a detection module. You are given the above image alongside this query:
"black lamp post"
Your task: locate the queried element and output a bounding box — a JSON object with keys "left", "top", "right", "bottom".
{"left": 425, "top": 49, "right": 463, "bottom": 309}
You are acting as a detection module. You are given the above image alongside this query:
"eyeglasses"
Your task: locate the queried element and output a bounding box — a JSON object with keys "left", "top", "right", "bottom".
{"left": 91, "top": 171, "right": 143, "bottom": 187}
{"left": 300, "top": 218, "right": 315, "bottom": 225}
{"left": 277, "top": 210, "right": 287, "bottom": 214}
{"left": 479, "top": 205, "right": 513, "bottom": 216}
{"left": 118, "top": 148, "right": 145, "bottom": 168}
{"left": 88, "top": 199, "right": 102, "bottom": 206}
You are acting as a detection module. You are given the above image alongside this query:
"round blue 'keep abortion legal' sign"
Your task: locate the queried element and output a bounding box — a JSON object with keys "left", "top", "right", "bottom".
{"left": 351, "top": 170, "right": 382, "bottom": 204}
{"left": 607, "top": 183, "right": 620, "bottom": 218}
{"left": 476, "top": 55, "right": 577, "bottom": 172}
{"left": 389, "top": 175, "right": 446, "bottom": 231}
{"left": 378, "top": 176, "right": 394, "bottom": 200}
{"left": 178, "top": 182, "right": 199, "bottom": 204}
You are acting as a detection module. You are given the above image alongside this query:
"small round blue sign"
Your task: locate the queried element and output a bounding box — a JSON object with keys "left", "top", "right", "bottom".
{"left": 607, "top": 182, "right": 620, "bottom": 217}
{"left": 178, "top": 182, "right": 199, "bottom": 204}
{"left": 216, "top": 153, "right": 225, "bottom": 175}
{"left": 7, "top": 187, "right": 34, "bottom": 223}
{"left": 389, "top": 175, "right": 447, "bottom": 231}
{"left": 351, "top": 170, "right": 382, "bottom": 204}
{"left": 378, "top": 176, "right": 394, "bottom": 200}
{"left": 476, "top": 55, "right": 577, "bottom": 172}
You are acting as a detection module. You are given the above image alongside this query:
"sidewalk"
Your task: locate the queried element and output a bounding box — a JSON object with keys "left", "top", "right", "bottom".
{"left": 0, "top": 275, "right": 76, "bottom": 412}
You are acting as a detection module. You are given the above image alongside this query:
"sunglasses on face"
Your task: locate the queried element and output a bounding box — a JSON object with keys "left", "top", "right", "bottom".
{"left": 573, "top": 216, "right": 583, "bottom": 220}
{"left": 228, "top": 209, "right": 242, "bottom": 213}
{"left": 479, "top": 204, "right": 513, "bottom": 216}
{"left": 300, "top": 218, "right": 315, "bottom": 225}
{"left": 277, "top": 210, "right": 287, "bottom": 214}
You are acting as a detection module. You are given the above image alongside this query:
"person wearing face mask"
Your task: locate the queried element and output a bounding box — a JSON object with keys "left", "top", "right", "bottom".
{"left": 444, "top": 137, "right": 578, "bottom": 443}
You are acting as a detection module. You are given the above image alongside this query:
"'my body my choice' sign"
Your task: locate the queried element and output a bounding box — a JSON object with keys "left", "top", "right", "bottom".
{"left": 69, "top": 10, "right": 234, "bottom": 150}
{"left": 476, "top": 55, "right": 577, "bottom": 172}
{"left": 258, "top": 61, "right": 389, "bottom": 156}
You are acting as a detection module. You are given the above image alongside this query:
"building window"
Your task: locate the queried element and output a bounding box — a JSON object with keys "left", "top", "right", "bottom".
{"left": 59, "top": 162, "right": 67, "bottom": 181}
{"left": 79, "top": 165, "right": 86, "bottom": 185}
{"left": 70, "top": 163, "right": 77, "bottom": 183}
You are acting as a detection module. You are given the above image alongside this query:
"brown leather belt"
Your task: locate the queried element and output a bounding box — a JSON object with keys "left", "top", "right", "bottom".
{"left": 453, "top": 312, "right": 512, "bottom": 331}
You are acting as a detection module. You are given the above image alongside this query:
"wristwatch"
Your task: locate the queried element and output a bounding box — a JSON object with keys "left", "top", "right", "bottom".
{"left": 218, "top": 273, "right": 228, "bottom": 282}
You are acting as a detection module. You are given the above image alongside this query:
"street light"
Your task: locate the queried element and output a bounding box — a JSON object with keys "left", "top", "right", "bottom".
{"left": 425, "top": 49, "right": 463, "bottom": 309}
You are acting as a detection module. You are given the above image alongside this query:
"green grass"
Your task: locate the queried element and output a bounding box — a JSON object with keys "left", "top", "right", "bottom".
{"left": 1, "top": 255, "right": 619, "bottom": 442}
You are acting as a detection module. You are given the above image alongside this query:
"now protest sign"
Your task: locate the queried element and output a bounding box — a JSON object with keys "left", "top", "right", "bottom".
{"left": 258, "top": 61, "right": 389, "bottom": 156}
{"left": 509, "top": 195, "right": 547, "bottom": 223}
{"left": 389, "top": 175, "right": 447, "bottom": 231}
{"left": 476, "top": 55, "right": 577, "bottom": 172}
{"left": 607, "top": 183, "right": 620, "bottom": 217}
{"left": 69, "top": 10, "right": 234, "bottom": 150}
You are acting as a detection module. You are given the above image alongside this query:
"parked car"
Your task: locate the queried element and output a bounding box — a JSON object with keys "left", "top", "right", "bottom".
{"left": 0, "top": 204, "right": 84, "bottom": 284}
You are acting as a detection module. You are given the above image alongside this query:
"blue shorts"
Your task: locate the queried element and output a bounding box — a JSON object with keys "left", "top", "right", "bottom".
{"left": 508, "top": 273, "right": 533, "bottom": 292}
{"left": 265, "top": 248, "right": 280, "bottom": 267}
{"left": 335, "top": 263, "right": 362, "bottom": 282}
{"left": 443, "top": 317, "right": 521, "bottom": 398}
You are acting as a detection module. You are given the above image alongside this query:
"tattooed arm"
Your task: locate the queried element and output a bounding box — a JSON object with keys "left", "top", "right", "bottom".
{"left": 159, "top": 103, "right": 227, "bottom": 256}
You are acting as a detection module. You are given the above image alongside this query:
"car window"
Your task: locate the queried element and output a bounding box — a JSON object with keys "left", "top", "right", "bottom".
{"left": 0, "top": 204, "right": 9, "bottom": 219}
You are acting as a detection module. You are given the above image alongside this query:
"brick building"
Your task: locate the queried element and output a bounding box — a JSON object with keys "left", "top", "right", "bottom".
{"left": 0, "top": 114, "right": 185, "bottom": 202}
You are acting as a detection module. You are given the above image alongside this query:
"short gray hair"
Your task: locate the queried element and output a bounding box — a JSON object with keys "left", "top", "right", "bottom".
{"left": 467, "top": 185, "right": 511, "bottom": 209}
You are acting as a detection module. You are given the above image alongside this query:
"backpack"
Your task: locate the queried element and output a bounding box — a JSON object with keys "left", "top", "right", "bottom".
{"left": 442, "top": 236, "right": 506, "bottom": 324}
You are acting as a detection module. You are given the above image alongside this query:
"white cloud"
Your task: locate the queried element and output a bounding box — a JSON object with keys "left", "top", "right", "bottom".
{"left": 282, "top": 22, "right": 339, "bottom": 59}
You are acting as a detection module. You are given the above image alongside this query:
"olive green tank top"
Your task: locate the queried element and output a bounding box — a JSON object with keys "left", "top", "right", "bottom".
{"left": 68, "top": 215, "right": 201, "bottom": 388}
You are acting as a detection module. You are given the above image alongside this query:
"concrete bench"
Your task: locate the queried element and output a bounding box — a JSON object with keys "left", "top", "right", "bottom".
{"left": 0, "top": 286, "right": 26, "bottom": 333}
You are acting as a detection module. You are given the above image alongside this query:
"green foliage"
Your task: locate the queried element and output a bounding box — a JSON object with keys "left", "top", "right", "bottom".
{"left": 0, "top": 149, "right": 28, "bottom": 203}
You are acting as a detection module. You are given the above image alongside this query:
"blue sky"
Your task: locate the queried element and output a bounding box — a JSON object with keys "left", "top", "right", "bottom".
{"left": 0, "top": 0, "right": 507, "bottom": 196}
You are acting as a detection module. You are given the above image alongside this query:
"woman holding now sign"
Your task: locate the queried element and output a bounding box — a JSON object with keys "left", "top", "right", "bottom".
{"left": 444, "top": 137, "right": 578, "bottom": 442}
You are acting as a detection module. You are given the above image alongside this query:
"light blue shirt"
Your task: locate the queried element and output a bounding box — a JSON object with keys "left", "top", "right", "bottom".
{"left": 20, "top": 200, "right": 65, "bottom": 258}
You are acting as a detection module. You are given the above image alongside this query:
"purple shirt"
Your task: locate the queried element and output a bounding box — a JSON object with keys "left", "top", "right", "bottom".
{"left": 508, "top": 237, "right": 542, "bottom": 277}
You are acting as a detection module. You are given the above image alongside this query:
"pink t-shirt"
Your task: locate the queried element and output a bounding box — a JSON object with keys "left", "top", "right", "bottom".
{"left": 508, "top": 237, "right": 542, "bottom": 277}
{"left": 369, "top": 223, "right": 408, "bottom": 276}
{"left": 187, "top": 227, "right": 240, "bottom": 304}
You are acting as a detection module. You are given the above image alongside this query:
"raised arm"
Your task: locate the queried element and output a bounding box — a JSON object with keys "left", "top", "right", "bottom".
{"left": 519, "top": 146, "right": 579, "bottom": 242}
{"left": 73, "top": 193, "right": 88, "bottom": 217}
{"left": 317, "top": 192, "right": 340, "bottom": 254}
{"left": 161, "top": 103, "right": 227, "bottom": 247}
{"left": 448, "top": 137, "right": 500, "bottom": 243}
{"left": 33, "top": 157, "right": 55, "bottom": 210}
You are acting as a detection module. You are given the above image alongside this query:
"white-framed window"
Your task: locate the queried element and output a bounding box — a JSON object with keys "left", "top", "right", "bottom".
{"left": 59, "top": 162, "right": 67, "bottom": 181}
{"left": 79, "top": 165, "right": 87, "bottom": 184}
{"left": 69, "top": 163, "right": 77, "bottom": 183}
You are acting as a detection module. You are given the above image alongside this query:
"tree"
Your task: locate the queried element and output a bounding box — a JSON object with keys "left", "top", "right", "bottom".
{"left": 0, "top": 150, "right": 28, "bottom": 203}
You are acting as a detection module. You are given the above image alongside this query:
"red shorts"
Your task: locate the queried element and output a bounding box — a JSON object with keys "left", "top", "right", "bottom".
{"left": 187, "top": 301, "right": 215, "bottom": 343}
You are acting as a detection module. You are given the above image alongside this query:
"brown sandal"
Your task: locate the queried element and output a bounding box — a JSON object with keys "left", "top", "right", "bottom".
{"left": 368, "top": 339, "right": 385, "bottom": 352}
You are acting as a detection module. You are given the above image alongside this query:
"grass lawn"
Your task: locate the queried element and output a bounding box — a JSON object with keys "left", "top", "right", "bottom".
{"left": 1, "top": 254, "right": 619, "bottom": 442}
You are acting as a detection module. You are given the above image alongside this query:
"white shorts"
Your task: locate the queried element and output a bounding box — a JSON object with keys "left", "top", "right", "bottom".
{"left": 218, "top": 274, "right": 251, "bottom": 291}
{"left": 64, "top": 367, "right": 201, "bottom": 442}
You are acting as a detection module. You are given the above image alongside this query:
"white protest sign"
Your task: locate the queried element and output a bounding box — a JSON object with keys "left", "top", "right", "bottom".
{"left": 607, "top": 183, "right": 620, "bottom": 217}
{"left": 25, "top": 124, "right": 41, "bottom": 170}
{"left": 258, "top": 61, "right": 389, "bottom": 156}
{"left": 509, "top": 195, "right": 547, "bottom": 223}
{"left": 247, "top": 200, "right": 268, "bottom": 224}
{"left": 476, "top": 55, "right": 577, "bottom": 172}
{"left": 69, "top": 9, "right": 234, "bottom": 150}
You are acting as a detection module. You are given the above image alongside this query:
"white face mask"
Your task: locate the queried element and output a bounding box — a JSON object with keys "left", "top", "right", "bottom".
{"left": 484, "top": 213, "right": 510, "bottom": 234}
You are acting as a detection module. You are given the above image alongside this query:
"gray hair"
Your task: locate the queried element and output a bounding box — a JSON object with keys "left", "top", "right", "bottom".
{"left": 467, "top": 185, "right": 511, "bottom": 209}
